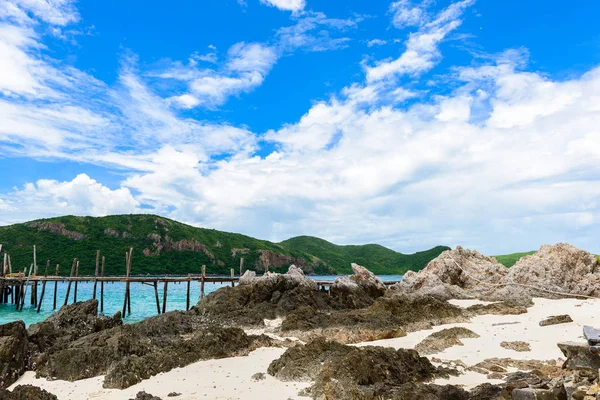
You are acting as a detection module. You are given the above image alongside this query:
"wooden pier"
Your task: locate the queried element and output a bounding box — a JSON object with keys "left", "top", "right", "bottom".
{"left": 0, "top": 244, "right": 401, "bottom": 317}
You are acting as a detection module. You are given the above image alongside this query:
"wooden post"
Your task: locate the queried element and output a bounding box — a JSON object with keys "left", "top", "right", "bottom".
{"left": 240, "top": 257, "right": 244, "bottom": 276}
{"left": 200, "top": 265, "right": 206, "bottom": 299}
{"left": 64, "top": 259, "right": 76, "bottom": 306}
{"left": 100, "top": 256, "right": 105, "bottom": 313}
{"left": 0, "top": 252, "right": 5, "bottom": 304}
{"left": 231, "top": 268, "right": 235, "bottom": 287}
{"left": 53, "top": 264, "right": 59, "bottom": 310}
{"left": 93, "top": 250, "right": 100, "bottom": 300}
{"left": 186, "top": 277, "right": 191, "bottom": 311}
{"left": 33, "top": 245, "right": 37, "bottom": 275}
{"left": 37, "top": 280, "right": 46, "bottom": 313}
{"left": 154, "top": 281, "right": 160, "bottom": 314}
{"left": 122, "top": 248, "right": 132, "bottom": 317}
{"left": 73, "top": 260, "right": 79, "bottom": 303}
{"left": 8, "top": 255, "right": 12, "bottom": 274}
{"left": 162, "top": 281, "right": 168, "bottom": 314}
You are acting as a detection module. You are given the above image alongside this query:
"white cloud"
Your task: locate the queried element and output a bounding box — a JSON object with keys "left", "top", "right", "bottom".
{"left": 366, "top": 0, "right": 474, "bottom": 82}
{"left": 0, "top": 174, "right": 140, "bottom": 225}
{"left": 367, "top": 39, "right": 387, "bottom": 47}
{"left": 0, "top": 0, "right": 79, "bottom": 26}
{"left": 259, "top": 0, "right": 305, "bottom": 12}
{"left": 389, "top": 0, "right": 429, "bottom": 29}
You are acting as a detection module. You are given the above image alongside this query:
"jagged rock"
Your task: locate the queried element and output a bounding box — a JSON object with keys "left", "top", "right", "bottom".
{"left": 130, "top": 391, "right": 162, "bottom": 400}
{"left": 511, "top": 387, "right": 567, "bottom": 400}
{"left": 269, "top": 337, "right": 455, "bottom": 399}
{"left": 500, "top": 341, "right": 531, "bottom": 352}
{"left": 390, "top": 246, "right": 508, "bottom": 300}
{"left": 466, "top": 301, "right": 530, "bottom": 316}
{"left": 539, "top": 315, "right": 573, "bottom": 327}
{"left": 238, "top": 270, "right": 256, "bottom": 284}
{"left": 0, "top": 385, "right": 58, "bottom": 399}
{"left": 103, "top": 326, "right": 256, "bottom": 389}
{"left": 414, "top": 327, "right": 480, "bottom": 355}
{"left": 330, "top": 264, "right": 387, "bottom": 308}
{"left": 0, "top": 321, "right": 28, "bottom": 389}
{"left": 27, "top": 299, "right": 122, "bottom": 368}
{"left": 558, "top": 342, "right": 600, "bottom": 372}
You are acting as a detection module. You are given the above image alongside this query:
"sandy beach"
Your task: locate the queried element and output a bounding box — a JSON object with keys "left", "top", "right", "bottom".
{"left": 10, "top": 297, "right": 594, "bottom": 399}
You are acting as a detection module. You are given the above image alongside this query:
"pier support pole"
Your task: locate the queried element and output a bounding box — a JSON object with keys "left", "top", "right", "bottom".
{"left": 93, "top": 250, "right": 100, "bottom": 300}
{"left": 200, "top": 265, "right": 206, "bottom": 299}
{"left": 0, "top": 252, "right": 5, "bottom": 304}
{"left": 240, "top": 257, "right": 244, "bottom": 276}
{"left": 73, "top": 260, "right": 79, "bottom": 303}
{"left": 186, "top": 277, "right": 190, "bottom": 311}
{"left": 100, "top": 256, "right": 105, "bottom": 313}
{"left": 162, "top": 281, "right": 168, "bottom": 314}
{"left": 64, "top": 259, "right": 76, "bottom": 306}
{"left": 154, "top": 282, "right": 160, "bottom": 314}
{"left": 53, "top": 264, "right": 59, "bottom": 310}
{"left": 122, "top": 248, "right": 132, "bottom": 317}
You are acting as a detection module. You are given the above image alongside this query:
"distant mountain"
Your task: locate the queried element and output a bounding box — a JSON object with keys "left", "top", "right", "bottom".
{"left": 281, "top": 236, "right": 450, "bottom": 274}
{"left": 0, "top": 214, "right": 449, "bottom": 276}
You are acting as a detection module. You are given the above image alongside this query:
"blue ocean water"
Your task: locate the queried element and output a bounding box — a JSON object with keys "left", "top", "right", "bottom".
{"left": 0, "top": 275, "right": 403, "bottom": 327}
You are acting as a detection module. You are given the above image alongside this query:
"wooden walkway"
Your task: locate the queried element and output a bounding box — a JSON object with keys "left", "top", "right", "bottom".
{"left": 0, "top": 244, "right": 402, "bottom": 317}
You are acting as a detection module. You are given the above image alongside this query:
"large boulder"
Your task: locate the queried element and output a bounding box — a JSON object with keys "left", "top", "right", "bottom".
{"left": 0, "top": 321, "right": 28, "bottom": 389}
{"left": 330, "top": 263, "right": 387, "bottom": 308}
{"left": 0, "top": 385, "right": 58, "bottom": 399}
{"left": 390, "top": 246, "right": 508, "bottom": 300}
{"left": 504, "top": 243, "right": 600, "bottom": 298}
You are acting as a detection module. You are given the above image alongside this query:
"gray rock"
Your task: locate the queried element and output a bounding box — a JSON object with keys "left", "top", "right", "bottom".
{"left": 539, "top": 315, "right": 573, "bottom": 326}
{"left": 0, "top": 321, "right": 28, "bottom": 389}
{"left": 558, "top": 341, "right": 600, "bottom": 372}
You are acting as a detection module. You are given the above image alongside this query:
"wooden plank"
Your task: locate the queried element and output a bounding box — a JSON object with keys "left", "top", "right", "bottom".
{"left": 154, "top": 281, "right": 160, "bottom": 314}
{"left": 162, "top": 281, "right": 168, "bottom": 314}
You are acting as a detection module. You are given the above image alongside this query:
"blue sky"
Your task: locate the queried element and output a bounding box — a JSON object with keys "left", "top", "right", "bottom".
{"left": 0, "top": 0, "right": 599, "bottom": 255}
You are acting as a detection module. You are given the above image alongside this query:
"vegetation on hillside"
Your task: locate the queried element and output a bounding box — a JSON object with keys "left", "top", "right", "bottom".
{"left": 0, "top": 215, "right": 448, "bottom": 276}
{"left": 281, "top": 235, "right": 450, "bottom": 274}
{"left": 492, "top": 251, "right": 536, "bottom": 267}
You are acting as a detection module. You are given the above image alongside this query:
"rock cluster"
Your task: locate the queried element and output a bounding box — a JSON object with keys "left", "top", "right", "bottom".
{"left": 393, "top": 243, "right": 600, "bottom": 301}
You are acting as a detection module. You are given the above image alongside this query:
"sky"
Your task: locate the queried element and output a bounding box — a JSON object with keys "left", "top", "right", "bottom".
{"left": 0, "top": 0, "right": 599, "bottom": 256}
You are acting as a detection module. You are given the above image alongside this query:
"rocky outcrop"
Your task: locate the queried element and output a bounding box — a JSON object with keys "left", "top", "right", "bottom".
{"left": 27, "top": 299, "right": 122, "bottom": 369}
{"left": 390, "top": 246, "right": 507, "bottom": 300}
{"left": 539, "top": 314, "right": 573, "bottom": 326}
{"left": 26, "top": 222, "right": 87, "bottom": 240}
{"left": 0, "top": 321, "right": 28, "bottom": 389}
{"left": 330, "top": 263, "right": 387, "bottom": 308}
{"left": 414, "top": 327, "right": 480, "bottom": 355}
{"left": 0, "top": 385, "right": 58, "bottom": 400}
{"left": 393, "top": 243, "right": 600, "bottom": 301}
{"left": 500, "top": 341, "right": 531, "bottom": 352}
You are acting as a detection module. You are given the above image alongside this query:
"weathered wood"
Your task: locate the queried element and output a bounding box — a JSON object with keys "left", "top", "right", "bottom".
{"left": 7, "top": 254, "right": 12, "bottom": 274}
{"left": 162, "top": 281, "right": 168, "bottom": 314}
{"left": 33, "top": 245, "right": 37, "bottom": 275}
{"left": 186, "top": 278, "right": 191, "bottom": 311}
{"left": 154, "top": 281, "right": 160, "bottom": 314}
{"left": 64, "top": 259, "right": 76, "bottom": 306}
{"left": 100, "top": 256, "right": 105, "bottom": 313}
{"left": 53, "top": 264, "right": 59, "bottom": 310}
{"left": 37, "top": 281, "right": 46, "bottom": 313}
{"left": 122, "top": 251, "right": 130, "bottom": 317}
{"left": 93, "top": 250, "right": 100, "bottom": 300}
{"left": 200, "top": 265, "right": 206, "bottom": 299}
{"left": 73, "top": 260, "right": 80, "bottom": 303}
{"left": 240, "top": 257, "right": 244, "bottom": 276}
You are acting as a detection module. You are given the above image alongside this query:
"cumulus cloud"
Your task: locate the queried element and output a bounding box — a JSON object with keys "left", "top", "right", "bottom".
{"left": 259, "top": 0, "right": 305, "bottom": 12}
{"left": 0, "top": 174, "right": 140, "bottom": 225}
{"left": 389, "top": 0, "right": 430, "bottom": 29}
{"left": 367, "top": 39, "right": 387, "bottom": 47}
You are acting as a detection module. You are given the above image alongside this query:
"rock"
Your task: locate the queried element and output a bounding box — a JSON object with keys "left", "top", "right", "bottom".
{"left": 238, "top": 270, "right": 256, "bottom": 285}
{"left": 390, "top": 246, "right": 508, "bottom": 300}
{"left": 0, "top": 321, "right": 28, "bottom": 389}
{"left": 414, "top": 327, "right": 480, "bottom": 355}
{"left": 0, "top": 385, "right": 58, "bottom": 399}
{"left": 268, "top": 337, "right": 454, "bottom": 399}
{"left": 500, "top": 341, "right": 531, "bottom": 352}
{"left": 558, "top": 342, "right": 600, "bottom": 372}
{"left": 129, "top": 391, "right": 162, "bottom": 400}
{"left": 167, "top": 393, "right": 181, "bottom": 397}
{"left": 251, "top": 372, "right": 266, "bottom": 381}
{"left": 466, "top": 301, "right": 530, "bottom": 316}
{"left": 329, "top": 264, "right": 387, "bottom": 309}
{"left": 540, "top": 315, "right": 573, "bottom": 327}
{"left": 511, "top": 387, "right": 566, "bottom": 400}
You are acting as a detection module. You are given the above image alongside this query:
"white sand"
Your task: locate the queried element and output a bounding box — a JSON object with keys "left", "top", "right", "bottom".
{"left": 10, "top": 297, "right": 598, "bottom": 398}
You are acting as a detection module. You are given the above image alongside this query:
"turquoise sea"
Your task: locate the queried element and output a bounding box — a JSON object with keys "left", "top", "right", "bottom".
{"left": 0, "top": 275, "right": 403, "bottom": 327}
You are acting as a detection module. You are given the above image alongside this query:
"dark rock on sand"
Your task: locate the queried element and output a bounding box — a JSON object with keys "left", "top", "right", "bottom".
{"left": 251, "top": 373, "right": 266, "bottom": 381}
{"left": 500, "top": 341, "right": 531, "bottom": 352}
{"left": 130, "top": 391, "right": 162, "bottom": 400}
{"left": 27, "top": 299, "right": 122, "bottom": 370}
{"left": 103, "top": 326, "right": 258, "bottom": 389}
{"left": 539, "top": 315, "right": 573, "bottom": 326}
{"left": 414, "top": 327, "right": 480, "bottom": 355}
{"left": 0, "top": 321, "right": 28, "bottom": 389}
{"left": 0, "top": 385, "right": 58, "bottom": 400}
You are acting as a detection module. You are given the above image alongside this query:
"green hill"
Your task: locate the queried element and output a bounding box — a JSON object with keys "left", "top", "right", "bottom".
{"left": 492, "top": 251, "right": 536, "bottom": 268}
{"left": 0, "top": 215, "right": 448, "bottom": 276}
{"left": 281, "top": 235, "right": 450, "bottom": 274}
